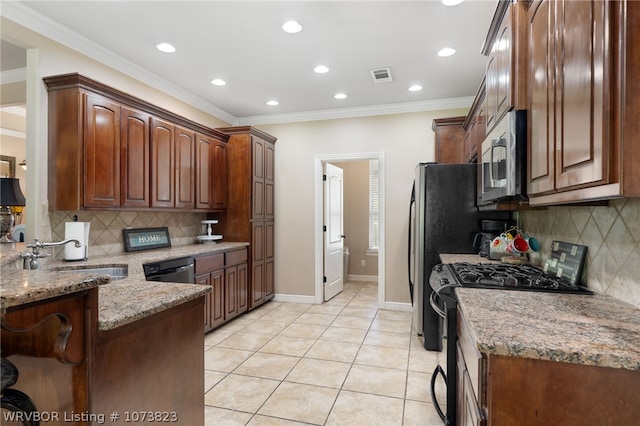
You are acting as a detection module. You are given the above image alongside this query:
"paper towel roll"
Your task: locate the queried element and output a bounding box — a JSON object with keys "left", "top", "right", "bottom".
{"left": 64, "top": 222, "right": 90, "bottom": 261}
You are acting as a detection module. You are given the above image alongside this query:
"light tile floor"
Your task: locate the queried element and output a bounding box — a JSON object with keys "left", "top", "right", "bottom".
{"left": 204, "top": 281, "right": 447, "bottom": 425}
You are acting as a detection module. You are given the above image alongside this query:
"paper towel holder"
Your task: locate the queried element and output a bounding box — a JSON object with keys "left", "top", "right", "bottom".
{"left": 64, "top": 220, "right": 90, "bottom": 261}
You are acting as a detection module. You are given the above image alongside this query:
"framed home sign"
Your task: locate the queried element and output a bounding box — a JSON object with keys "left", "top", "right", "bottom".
{"left": 123, "top": 227, "right": 171, "bottom": 252}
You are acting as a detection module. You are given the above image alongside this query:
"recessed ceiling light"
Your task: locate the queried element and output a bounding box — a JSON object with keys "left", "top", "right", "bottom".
{"left": 282, "top": 20, "right": 302, "bottom": 34}
{"left": 334, "top": 93, "right": 347, "bottom": 100}
{"left": 314, "top": 65, "right": 330, "bottom": 74}
{"left": 408, "top": 85, "right": 423, "bottom": 92}
{"left": 266, "top": 100, "right": 279, "bottom": 106}
{"left": 211, "top": 79, "right": 226, "bottom": 86}
{"left": 156, "top": 42, "right": 176, "bottom": 53}
{"left": 442, "top": 0, "right": 464, "bottom": 6}
{"left": 437, "top": 47, "right": 456, "bottom": 57}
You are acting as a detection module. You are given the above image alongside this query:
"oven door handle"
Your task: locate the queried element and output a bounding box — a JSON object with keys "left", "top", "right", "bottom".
{"left": 489, "top": 136, "right": 507, "bottom": 183}
{"left": 429, "top": 292, "right": 447, "bottom": 319}
{"left": 430, "top": 365, "right": 447, "bottom": 423}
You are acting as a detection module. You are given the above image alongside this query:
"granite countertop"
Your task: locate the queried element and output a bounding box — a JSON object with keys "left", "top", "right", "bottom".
{"left": 439, "top": 254, "right": 640, "bottom": 371}
{"left": 1, "top": 242, "right": 249, "bottom": 330}
{"left": 0, "top": 269, "right": 109, "bottom": 309}
{"left": 456, "top": 288, "right": 640, "bottom": 371}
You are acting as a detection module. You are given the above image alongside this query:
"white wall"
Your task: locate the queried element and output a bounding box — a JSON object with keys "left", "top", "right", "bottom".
{"left": 259, "top": 108, "right": 469, "bottom": 304}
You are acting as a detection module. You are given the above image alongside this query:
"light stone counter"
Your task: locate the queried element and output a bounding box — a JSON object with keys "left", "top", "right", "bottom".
{"left": 440, "top": 254, "right": 640, "bottom": 371}
{"left": 456, "top": 288, "right": 640, "bottom": 370}
{"left": 0, "top": 269, "right": 108, "bottom": 310}
{"left": 1, "top": 242, "right": 249, "bottom": 330}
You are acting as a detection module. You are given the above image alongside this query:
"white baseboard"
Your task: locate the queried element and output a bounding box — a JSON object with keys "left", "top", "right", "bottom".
{"left": 347, "top": 274, "right": 378, "bottom": 282}
{"left": 382, "top": 301, "right": 413, "bottom": 312}
{"left": 273, "top": 294, "right": 317, "bottom": 304}
{"left": 273, "top": 293, "right": 412, "bottom": 311}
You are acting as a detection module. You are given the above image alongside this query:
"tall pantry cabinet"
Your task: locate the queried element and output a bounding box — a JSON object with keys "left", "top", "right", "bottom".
{"left": 217, "top": 126, "right": 276, "bottom": 310}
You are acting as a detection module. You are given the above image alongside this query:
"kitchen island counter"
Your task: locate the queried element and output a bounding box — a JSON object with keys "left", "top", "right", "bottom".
{"left": 1, "top": 242, "right": 248, "bottom": 329}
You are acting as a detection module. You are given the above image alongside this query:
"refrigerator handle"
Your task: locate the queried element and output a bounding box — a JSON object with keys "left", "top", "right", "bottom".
{"left": 408, "top": 183, "right": 416, "bottom": 304}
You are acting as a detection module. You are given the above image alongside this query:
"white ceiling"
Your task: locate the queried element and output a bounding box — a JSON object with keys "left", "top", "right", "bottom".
{"left": 1, "top": 0, "right": 498, "bottom": 124}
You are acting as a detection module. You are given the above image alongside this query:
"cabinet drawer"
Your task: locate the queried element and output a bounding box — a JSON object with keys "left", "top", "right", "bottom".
{"left": 225, "top": 248, "right": 248, "bottom": 266}
{"left": 458, "top": 308, "right": 484, "bottom": 402}
{"left": 195, "top": 253, "right": 223, "bottom": 274}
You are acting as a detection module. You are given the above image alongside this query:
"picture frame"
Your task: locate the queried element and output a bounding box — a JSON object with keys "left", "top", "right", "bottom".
{"left": 123, "top": 227, "right": 171, "bottom": 252}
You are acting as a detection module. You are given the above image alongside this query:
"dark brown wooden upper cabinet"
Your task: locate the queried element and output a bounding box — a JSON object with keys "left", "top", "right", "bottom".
{"left": 527, "top": 0, "right": 640, "bottom": 205}
{"left": 45, "top": 73, "right": 229, "bottom": 212}
{"left": 483, "top": 0, "right": 528, "bottom": 134}
{"left": 83, "top": 94, "right": 121, "bottom": 208}
{"left": 120, "top": 107, "right": 150, "bottom": 208}
{"left": 195, "top": 133, "right": 213, "bottom": 210}
{"left": 174, "top": 126, "right": 196, "bottom": 209}
{"left": 150, "top": 117, "right": 175, "bottom": 208}
{"left": 212, "top": 140, "right": 228, "bottom": 210}
{"left": 195, "top": 134, "right": 227, "bottom": 211}
{"left": 433, "top": 117, "right": 466, "bottom": 164}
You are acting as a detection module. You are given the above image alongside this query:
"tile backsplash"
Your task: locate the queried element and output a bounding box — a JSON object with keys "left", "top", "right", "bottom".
{"left": 49, "top": 210, "right": 207, "bottom": 260}
{"left": 519, "top": 198, "right": 640, "bottom": 308}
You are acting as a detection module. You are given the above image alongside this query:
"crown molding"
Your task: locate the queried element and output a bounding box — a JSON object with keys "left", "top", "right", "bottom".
{"left": 1, "top": 1, "right": 237, "bottom": 125}
{"left": 236, "top": 96, "right": 474, "bottom": 126}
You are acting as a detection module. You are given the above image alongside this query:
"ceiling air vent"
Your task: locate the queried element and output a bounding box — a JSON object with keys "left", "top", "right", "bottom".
{"left": 370, "top": 68, "right": 393, "bottom": 83}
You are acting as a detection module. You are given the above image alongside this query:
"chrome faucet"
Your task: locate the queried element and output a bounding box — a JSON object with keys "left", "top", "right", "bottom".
{"left": 21, "top": 238, "right": 82, "bottom": 270}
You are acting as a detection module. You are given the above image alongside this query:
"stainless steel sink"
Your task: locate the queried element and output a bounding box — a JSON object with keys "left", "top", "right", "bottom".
{"left": 53, "top": 265, "right": 129, "bottom": 281}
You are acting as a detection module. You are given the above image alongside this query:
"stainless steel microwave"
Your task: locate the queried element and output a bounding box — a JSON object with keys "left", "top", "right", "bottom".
{"left": 480, "top": 110, "right": 527, "bottom": 204}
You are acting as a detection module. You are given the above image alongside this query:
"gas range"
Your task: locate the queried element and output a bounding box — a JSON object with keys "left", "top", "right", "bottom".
{"left": 427, "top": 261, "right": 592, "bottom": 425}
{"left": 430, "top": 262, "right": 593, "bottom": 296}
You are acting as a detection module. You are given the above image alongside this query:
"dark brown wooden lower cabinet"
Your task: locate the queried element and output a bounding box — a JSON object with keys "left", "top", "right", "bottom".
{"left": 92, "top": 298, "right": 204, "bottom": 426}
{"left": 1, "top": 288, "right": 205, "bottom": 426}
{"left": 196, "top": 247, "right": 248, "bottom": 333}
{"left": 458, "top": 309, "right": 640, "bottom": 426}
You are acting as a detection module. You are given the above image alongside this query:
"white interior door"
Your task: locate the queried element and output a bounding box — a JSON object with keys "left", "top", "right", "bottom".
{"left": 324, "top": 163, "right": 344, "bottom": 301}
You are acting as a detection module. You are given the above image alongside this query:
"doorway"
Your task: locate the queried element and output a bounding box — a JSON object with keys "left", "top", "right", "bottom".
{"left": 314, "top": 152, "right": 385, "bottom": 307}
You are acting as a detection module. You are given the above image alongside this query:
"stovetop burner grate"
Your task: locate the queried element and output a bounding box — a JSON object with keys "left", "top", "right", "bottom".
{"left": 450, "top": 262, "right": 591, "bottom": 293}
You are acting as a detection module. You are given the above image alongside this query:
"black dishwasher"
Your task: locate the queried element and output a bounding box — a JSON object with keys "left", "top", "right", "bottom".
{"left": 143, "top": 256, "right": 195, "bottom": 283}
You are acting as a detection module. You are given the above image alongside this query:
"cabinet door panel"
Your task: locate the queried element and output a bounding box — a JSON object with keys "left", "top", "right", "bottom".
{"left": 485, "top": 55, "right": 498, "bottom": 132}
{"left": 496, "top": 12, "right": 512, "bottom": 120}
{"left": 252, "top": 262, "right": 264, "bottom": 306}
{"left": 252, "top": 137, "right": 265, "bottom": 218}
{"left": 175, "top": 126, "right": 195, "bottom": 209}
{"left": 237, "top": 263, "right": 248, "bottom": 313}
{"left": 211, "top": 269, "right": 224, "bottom": 328}
{"left": 225, "top": 266, "right": 238, "bottom": 320}
{"left": 555, "top": 0, "right": 608, "bottom": 190}
{"left": 121, "top": 107, "right": 150, "bottom": 207}
{"left": 84, "top": 94, "right": 121, "bottom": 207}
{"left": 150, "top": 118, "right": 175, "bottom": 207}
{"left": 265, "top": 142, "right": 275, "bottom": 218}
{"left": 195, "top": 134, "right": 212, "bottom": 209}
{"left": 251, "top": 222, "right": 265, "bottom": 306}
{"left": 212, "top": 142, "right": 228, "bottom": 210}
{"left": 528, "top": 0, "right": 556, "bottom": 195}
{"left": 195, "top": 273, "right": 212, "bottom": 331}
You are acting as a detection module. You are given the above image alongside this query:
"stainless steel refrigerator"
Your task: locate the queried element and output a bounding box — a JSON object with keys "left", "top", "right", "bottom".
{"left": 408, "top": 163, "right": 509, "bottom": 351}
